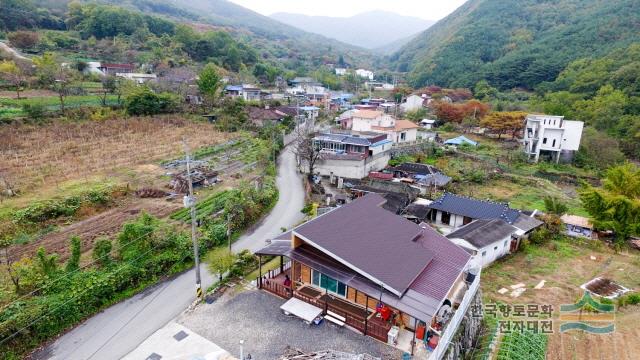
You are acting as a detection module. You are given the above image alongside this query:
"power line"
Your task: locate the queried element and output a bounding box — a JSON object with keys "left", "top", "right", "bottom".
{"left": 0, "top": 238, "right": 187, "bottom": 347}
{"left": 1, "top": 227, "right": 159, "bottom": 312}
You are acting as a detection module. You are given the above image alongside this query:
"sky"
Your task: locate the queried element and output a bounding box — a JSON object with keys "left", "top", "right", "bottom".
{"left": 227, "top": 0, "right": 468, "bottom": 21}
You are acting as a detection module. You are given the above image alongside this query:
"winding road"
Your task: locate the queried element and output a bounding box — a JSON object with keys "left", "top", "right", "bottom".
{"left": 34, "top": 145, "right": 305, "bottom": 360}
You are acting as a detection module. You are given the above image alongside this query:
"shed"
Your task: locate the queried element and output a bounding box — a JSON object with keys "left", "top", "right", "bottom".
{"left": 444, "top": 136, "right": 477, "bottom": 146}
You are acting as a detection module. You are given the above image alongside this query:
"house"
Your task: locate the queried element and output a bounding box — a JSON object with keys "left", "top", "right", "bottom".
{"left": 115, "top": 73, "right": 157, "bottom": 84}
{"left": 426, "top": 193, "right": 521, "bottom": 230}
{"left": 290, "top": 77, "right": 321, "bottom": 87}
{"left": 255, "top": 194, "right": 480, "bottom": 358}
{"left": 392, "top": 163, "right": 451, "bottom": 191}
{"left": 340, "top": 110, "right": 420, "bottom": 144}
{"left": 350, "top": 180, "right": 420, "bottom": 214}
{"left": 299, "top": 106, "right": 320, "bottom": 122}
{"left": 401, "top": 95, "right": 426, "bottom": 113}
{"left": 560, "top": 214, "right": 595, "bottom": 239}
{"left": 247, "top": 106, "right": 286, "bottom": 127}
{"left": 98, "top": 63, "right": 135, "bottom": 75}
{"left": 224, "top": 84, "right": 262, "bottom": 101}
{"left": 447, "top": 219, "right": 519, "bottom": 268}
{"left": 444, "top": 136, "right": 477, "bottom": 147}
{"left": 523, "top": 114, "right": 584, "bottom": 163}
{"left": 355, "top": 69, "right": 374, "bottom": 80}
{"left": 420, "top": 119, "right": 437, "bottom": 129}
{"left": 335, "top": 68, "right": 347, "bottom": 76}
{"left": 311, "top": 132, "right": 392, "bottom": 179}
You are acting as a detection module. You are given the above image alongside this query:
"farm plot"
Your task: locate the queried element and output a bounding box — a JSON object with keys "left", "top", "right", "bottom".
{"left": 0, "top": 116, "right": 231, "bottom": 197}
{"left": 7, "top": 198, "right": 181, "bottom": 261}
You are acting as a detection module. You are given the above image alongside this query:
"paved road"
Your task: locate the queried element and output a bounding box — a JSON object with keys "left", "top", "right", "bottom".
{"left": 33, "top": 269, "right": 215, "bottom": 360}
{"left": 34, "top": 145, "right": 304, "bottom": 360}
{"left": 232, "top": 145, "right": 306, "bottom": 253}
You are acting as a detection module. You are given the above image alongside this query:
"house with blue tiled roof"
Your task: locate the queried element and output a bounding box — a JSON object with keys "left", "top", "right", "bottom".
{"left": 426, "top": 192, "right": 522, "bottom": 229}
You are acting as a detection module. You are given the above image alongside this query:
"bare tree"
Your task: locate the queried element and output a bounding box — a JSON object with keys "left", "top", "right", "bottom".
{"left": 291, "top": 124, "right": 321, "bottom": 179}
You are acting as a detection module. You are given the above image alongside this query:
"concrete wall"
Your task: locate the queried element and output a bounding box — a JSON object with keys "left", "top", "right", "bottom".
{"left": 312, "top": 152, "right": 390, "bottom": 179}
{"left": 433, "top": 210, "right": 467, "bottom": 228}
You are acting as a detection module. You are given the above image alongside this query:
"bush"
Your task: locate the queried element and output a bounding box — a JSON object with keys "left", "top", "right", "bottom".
{"left": 22, "top": 103, "right": 46, "bottom": 122}
{"left": 92, "top": 238, "right": 113, "bottom": 267}
{"left": 7, "top": 31, "right": 39, "bottom": 49}
{"left": 124, "top": 87, "right": 178, "bottom": 116}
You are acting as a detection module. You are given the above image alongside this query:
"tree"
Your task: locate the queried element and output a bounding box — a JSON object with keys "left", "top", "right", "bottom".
{"left": 480, "top": 111, "right": 527, "bottom": 139}
{"left": 7, "top": 31, "right": 39, "bottom": 49}
{"left": 197, "top": 63, "right": 222, "bottom": 111}
{"left": 474, "top": 80, "right": 498, "bottom": 100}
{"left": 206, "top": 247, "right": 236, "bottom": 282}
{"left": 543, "top": 196, "right": 568, "bottom": 215}
{"left": 65, "top": 236, "right": 81, "bottom": 272}
{"left": 216, "top": 97, "right": 248, "bottom": 132}
{"left": 51, "top": 67, "right": 76, "bottom": 114}
{"left": 98, "top": 75, "right": 117, "bottom": 106}
{"left": 0, "top": 60, "right": 27, "bottom": 99}
{"left": 124, "top": 86, "right": 178, "bottom": 116}
{"left": 575, "top": 127, "right": 625, "bottom": 170}
{"left": 33, "top": 52, "right": 59, "bottom": 86}
{"left": 35, "top": 247, "right": 58, "bottom": 277}
{"left": 579, "top": 163, "right": 640, "bottom": 245}
{"left": 291, "top": 124, "right": 322, "bottom": 179}
{"left": 92, "top": 238, "right": 113, "bottom": 267}
{"left": 575, "top": 85, "right": 629, "bottom": 131}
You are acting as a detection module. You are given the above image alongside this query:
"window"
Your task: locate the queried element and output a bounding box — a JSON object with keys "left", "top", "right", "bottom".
{"left": 401, "top": 132, "right": 406, "bottom": 141}
{"left": 482, "top": 251, "right": 487, "bottom": 257}
{"left": 311, "top": 270, "right": 347, "bottom": 297}
{"left": 543, "top": 137, "right": 547, "bottom": 144}
{"left": 552, "top": 139, "right": 556, "bottom": 147}
{"left": 494, "top": 246, "right": 498, "bottom": 250}
{"left": 504, "top": 240, "right": 508, "bottom": 247}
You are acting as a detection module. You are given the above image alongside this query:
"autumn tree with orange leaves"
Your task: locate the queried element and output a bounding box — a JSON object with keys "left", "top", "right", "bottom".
{"left": 480, "top": 111, "right": 527, "bottom": 139}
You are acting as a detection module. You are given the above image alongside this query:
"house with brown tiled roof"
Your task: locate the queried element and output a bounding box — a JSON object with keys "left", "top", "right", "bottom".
{"left": 255, "top": 194, "right": 481, "bottom": 359}
{"left": 338, "top": 109, "right": 420, "bottom": 144}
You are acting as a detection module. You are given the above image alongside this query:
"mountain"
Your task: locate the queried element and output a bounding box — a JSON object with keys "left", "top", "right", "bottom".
{"left": 97, "top": 0, "right": 375, "bottom": 69}
{"left": 390, "top": 0, "right": 640, "bottom": 90}
{"left": 270, "top": 11, "right": 434, "bottom": 50}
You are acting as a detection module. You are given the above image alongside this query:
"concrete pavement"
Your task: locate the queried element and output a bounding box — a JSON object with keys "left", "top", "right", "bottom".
{"left": 33, "top": 269, "right": 215, "bottom": 360}
{"left": 232, "top": 145, "right": 306, "bottom": 253}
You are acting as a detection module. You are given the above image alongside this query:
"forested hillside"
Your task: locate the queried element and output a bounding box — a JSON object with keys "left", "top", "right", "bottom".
{"left": 391, "top": 0, "right": 640, "bottom": 90}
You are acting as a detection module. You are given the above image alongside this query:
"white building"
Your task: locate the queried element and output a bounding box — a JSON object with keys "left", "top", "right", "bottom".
{"left": 400, "top": 94, "right": 426, "bottom": 113}
{"left": 335, "top": 68, "right": 347, "bottom": 76}
{"left": 355, "top": 69, "right": 374, "bottom": 80}
{"left": 447, "top": 219, "right": 519, "bottom": 268}
{"left": 116, "top": 73, "right": 157, "bottom": 84}
{"left": 523, "top": 114, "right": 584, "bottom": 163}
{"left": 338, "top": 110, "right": 419, "bottom": 144}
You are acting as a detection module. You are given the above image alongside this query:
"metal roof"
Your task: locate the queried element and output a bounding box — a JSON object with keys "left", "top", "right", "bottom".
{"left": 447, "top": 219, "right": 518, "bottom": 249}
{"left": 293, "top": 194, "right": 434, "bottom": 297}
{"left": 255, "top": 240, "right": 292, "bottom": 256}
{"left": 428, "top": 193, "right": 521, "bottom": 224}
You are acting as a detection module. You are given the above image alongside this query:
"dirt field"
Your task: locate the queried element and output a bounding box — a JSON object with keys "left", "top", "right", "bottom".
{"left": 482, "top": 240, "right": 640, "bottom": 359}
{"left": 7, "top": 198, "right": 182, "bottom": 261}
{"left": 0, "top": 116, "right": 231, "bottom": 197}
{"left": 0, "top": 89, "right": 58, "bottom": 99}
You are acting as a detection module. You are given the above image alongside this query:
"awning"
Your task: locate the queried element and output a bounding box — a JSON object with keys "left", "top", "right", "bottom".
{"left": 255, "top": 240, "right": 292, "bottom": 256}
{"left": 280, "top": 297, "right": 323, "bottom": 323}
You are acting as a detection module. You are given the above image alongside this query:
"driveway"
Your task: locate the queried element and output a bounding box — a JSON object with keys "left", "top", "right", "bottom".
{"left": 232, "top": 145, "right": 305, "bottom": 253}
{"left": 177, "top": 289, "right": 402, "bottom": 359}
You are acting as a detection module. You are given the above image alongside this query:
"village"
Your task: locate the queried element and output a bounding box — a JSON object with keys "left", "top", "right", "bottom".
{"left": 1, "top": 1, "right": 640, "bottom": 360}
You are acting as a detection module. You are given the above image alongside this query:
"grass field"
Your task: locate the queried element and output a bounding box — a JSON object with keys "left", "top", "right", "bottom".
{"left": 0, "top": 94, "right": 119, "bottom": 117}
{"left": 483, "top": 239, "right": 640, "bottom": 360}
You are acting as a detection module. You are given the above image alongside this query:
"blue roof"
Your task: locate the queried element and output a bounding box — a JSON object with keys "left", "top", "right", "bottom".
{"left": 225, "top": 85, "right": 243, "bottom": 91}
{"left": 300, "top": 106, "right": 319, "bottom": 111}
{"left": 444, "top": 135, "right": 477, "bottom": 146}
{"left": 428, "top": 193, "right": 521, "bottom": 224}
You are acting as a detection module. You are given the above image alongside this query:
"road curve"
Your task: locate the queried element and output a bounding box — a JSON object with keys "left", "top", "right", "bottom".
{"left": 232, "top": 145, "right": 306, "bottom": 253}
{"left": 33, "top": 144, "right": 304, "bottom": 360}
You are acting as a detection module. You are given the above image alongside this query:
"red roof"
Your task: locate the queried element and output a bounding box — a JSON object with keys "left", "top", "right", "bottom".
{"left": 368, "top": 172, "right": 394, "bottom": 180}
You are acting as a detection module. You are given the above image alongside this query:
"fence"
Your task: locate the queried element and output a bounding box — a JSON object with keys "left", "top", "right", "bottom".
{"left": 429, "top": 270, "right": 482, "bottom": 360}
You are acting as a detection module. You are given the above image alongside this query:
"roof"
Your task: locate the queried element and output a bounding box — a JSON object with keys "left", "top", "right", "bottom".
{"left": 368, "top": 172, "right": 394, "bottom": 181}
{"left": 447, "top": 219, "right": 518, "bottom": 249}
{"left": 395, "top": 119, "right": 420, "bottom": 131}
{"left": 403, "top": 204, "right": 431, "bottom": 220}
{"left": 247, "top": 107, "right": 283, "bottom": 123}
{"left": 225, "top": 85, "right": 243, "bottom": 92}
{"left": 444, "top": 135, "right": 477, "bottom": 146}
{"left": 353, "top": 110, "right": 383, "bottom": 119}
{"left": 512, "top": 214, "right": 543, "bottom": 233}
{"left": 394, "top": 163, "right": 441, "bottom": 176}
{"left": 255, "top": 240, "right": 292, "bottom": 256}
{"left": 417, "top": 173, "right": 452, "bottom": 187}
{"left": 300, "top": 106, "right": 319, "bottom": 111}
{"left": 293, "top": 194, "right": 435, "bottom": 296}
{"left": 428, "top": 193, "right": 521, "bottom": 224}
{"left": 420, "top": 119, "right": 437, "bottom": 124}
{"left": 275, "top": 106, "right": 298, "bottom": 117}
{"left": 560, "top": 214, "right": 593, "bottom": 229}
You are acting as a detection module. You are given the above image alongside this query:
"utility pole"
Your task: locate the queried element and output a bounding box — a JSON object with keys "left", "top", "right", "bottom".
{"left": 183, "top": 139, "right": 202, "bottom": 299}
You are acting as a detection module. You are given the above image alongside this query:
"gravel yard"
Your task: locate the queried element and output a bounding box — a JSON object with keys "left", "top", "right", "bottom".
{"left": 177, "top": 288, "right": 403, "bottom": 360}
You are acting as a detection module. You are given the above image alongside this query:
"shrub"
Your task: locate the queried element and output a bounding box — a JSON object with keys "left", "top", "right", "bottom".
{"left": 92, "top": 238, "right": 113, "bottom": 267}
{"left": 124, "top": 87, "right": 178, "bottom": 116}
{"left": 7, "top": 31, "right": 39, "bottom": 49}
{"left": 65, "top": 236, "right": 81, "bottom": 272}
{"left": 22, "top": 103, "right": 46, "bottom": 122}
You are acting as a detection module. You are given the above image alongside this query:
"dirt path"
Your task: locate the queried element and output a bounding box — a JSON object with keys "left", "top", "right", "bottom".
{"left": 9, "top": 199, "right": 181, "bottom": 261}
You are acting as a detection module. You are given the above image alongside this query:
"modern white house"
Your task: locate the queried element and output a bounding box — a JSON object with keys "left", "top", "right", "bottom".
{"left": 447, "top": 219, "right": 519, "bottom": 268}
{"left": 523, "top": 114, "right": 584, "bottom": 163}
{"left": 355, "top": 69, "right": 374, "bottom": 80}
{"left": 400, "top": 94, "right": 426, "bottom": 113}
